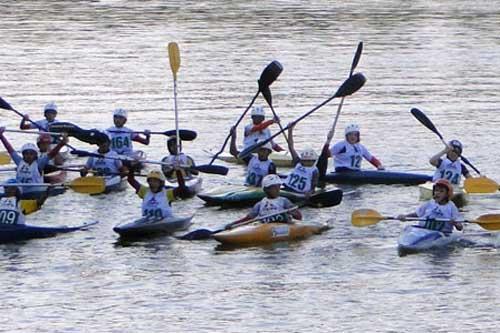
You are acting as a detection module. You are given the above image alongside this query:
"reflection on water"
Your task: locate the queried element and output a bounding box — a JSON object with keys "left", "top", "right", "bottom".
{"left": 1, "top": 0, "right": 500, "bottom": 332}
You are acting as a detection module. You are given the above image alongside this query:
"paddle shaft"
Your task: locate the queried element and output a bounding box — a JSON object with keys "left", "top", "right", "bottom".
{"left": 4, "top": 129, "right": 62, "bottom": 136}
{"left": 220, "top": 205, "right": 300, "bottom": 232}
{"left": 209, "top": 90, "right": 260, "bottom": 164}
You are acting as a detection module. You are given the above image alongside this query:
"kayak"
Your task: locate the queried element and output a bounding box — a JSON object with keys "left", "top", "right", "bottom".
{"left": 322, "top": 170, "right": 432, "bottom": 185}
{"left": 102, "top": 176, "right": 127, "bottom": 194}
{"left": 418, "top": 182, "right": 468, "bottom": 208}
{"left": 197, "top": 185, "right": 343, "bottom": 208}
{"left": 212, "top": 150, "right": 294, "bottom": 168}
{"left": 113, "top": 215, "right": 193, "bottom": 238}
{"left": 165, "top": 177, "right": 203, "bottom": 198}
{"left": 213, "top": 221, "right": 330, "bottom": 246}
{"left": 0, "top": 187, "right": 66, "bottom": 200}
{"left": 0, "top": 221, "right": 98, "bottom": 243}
{"left": 397, "top": 225, "right": 460, "bottom": 253}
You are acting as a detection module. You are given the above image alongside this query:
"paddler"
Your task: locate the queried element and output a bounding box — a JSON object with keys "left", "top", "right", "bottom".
{"left": 430, "top": 139, "right": 471, "bottom": 186}
{"left": 283, "top": 123, "right": 319, "bottom": 196}
{"left": 127, "top": 169, "right": 192, "bottom": 220}
{"left": 229, "top": 126, "right": 276, "bottom": 187}
{"left": 161, "top": 136, "right": 198, "bottom": 180}
{"left": 0, "top": 180, "right": 46, "bottom": 223}
{"left": 397, "top": 179, "right": 463, "bottom": 234}
{"left": 105, "top": 108, "right": 150, "bottom": 171}
{"left": 20, "top": 102, "right": 61, "bottom": 145}
{"left": 225, "top": 174, "right": 302, "bottom": 228}
{"left": 37, "top": 133, "right": 64, "bottom": 172}
{"left": 242, "top": 105, "right": 284, "bottom": 152}
{"left": 80, "top": 131, "right": 128, "bottom": 180}
{"left": 0, "top": 127, "right": 67, "bottom": 196}
{"left": 319, "top": 123, "right": 385, "bottom": 174}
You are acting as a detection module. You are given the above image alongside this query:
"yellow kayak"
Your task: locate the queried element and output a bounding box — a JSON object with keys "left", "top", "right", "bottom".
{"left": 212, "top": 151, "right": 294, "bottom": 168}
{"left": 213, "top": 222, "right": 329, "bottom": 246}
{"left": 418, "top": 182, "right": 468, "bottom": 208}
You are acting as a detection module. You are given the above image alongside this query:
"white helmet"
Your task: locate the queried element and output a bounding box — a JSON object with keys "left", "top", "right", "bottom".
{"left": 21, "top": 143, "right": 38, "bottom": 154}
{"left": 113, "top": 108, "right": 128, "bottom": 119}
{"left": 44, "top": 102, "right": 58, "bottom": 113}
{"left": 251, "top": 106, "right": 265, "bottom": 117}
{"left": 257, "top": 141, "right": 273, "bottom": 152}
{"left": 300, "top": 147, "right": 318, "bottom": 161}
{"left": 262, "top": 174, "right": 282, "bottom": 189}
{"left": 345, "top": 123, "right": 360, "bottom": 135}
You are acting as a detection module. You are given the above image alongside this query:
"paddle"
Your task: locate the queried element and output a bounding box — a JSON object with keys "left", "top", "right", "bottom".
{"left": 178, "top": 205, "right": 299, "bottom": 240}
{"left": 1, "top": 176, "right": 105, "bottom": 194}
{"left": 410, "top": 108, "right": 481, "bottom": 175}
{"left": 2, "top": 129, "right": 62, "bottom": 136}
{"left": 209, "top": 60, "right": 284, "bottom": 164}
{"left": 0, "top": 97, "right": 78, "bottom": 150}
{"left": 463, "top": 177, "right": 500, "bottom": 194}
{"left": 238, "top": 72, "right": 367, "bottom": 159}
{"left": 351, "top": 208, "right": 500, "bottom": 231}
{"left": 168, "top": 42, "right": 182, "bottom": 154}
{"left": 70, "top": 149, "right": 228, "bottom": 175}
{"left": 48, "top": 122, "right": 105, "bottom": 145}
{"left": 0, "top": 152, "right": 11, "bottom": 165}
{"left": 318, "top": 42, "right": 363, "bottom": 175}
{"left": 105, "top": 129, "right": 197, "bottom": 141}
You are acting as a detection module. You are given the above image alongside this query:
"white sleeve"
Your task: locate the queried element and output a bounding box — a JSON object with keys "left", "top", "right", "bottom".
{"left": 360, "top": 144, "right": 373, "bottom": 161}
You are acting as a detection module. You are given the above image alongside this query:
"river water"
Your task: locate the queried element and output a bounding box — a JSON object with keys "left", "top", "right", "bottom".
{"left": 1, "top": 1, "right": 499, "bottom": 332}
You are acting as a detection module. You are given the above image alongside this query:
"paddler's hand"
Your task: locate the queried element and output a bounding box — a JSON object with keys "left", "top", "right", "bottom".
{"left": 272, "top": 115, "right": 280, "bottom": 124}
{"left": 397, "top": 214, "right": 407, "bottom": 221}
{"left": 452, "top": 221, "right": 463, "bottom": 231}
{"left": 80, "top": 168, "right": 88, "bottom": 177}
{"left": 60, "top": 132, "right": 69, "bottom": 144}
{"left": 144, "top": 129, "right": 151, "bottom": 138}
{"left": 229, "top": 126, "right": 236, "bottom": 136}
{"left": 119, "top": 166, "right": 129, "bottom": 178}
{"left": 23, "top": 114, "right": 30, "bottom": 121}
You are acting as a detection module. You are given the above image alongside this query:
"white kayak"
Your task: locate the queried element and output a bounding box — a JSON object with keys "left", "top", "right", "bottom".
{"left": 398, "top": 225, "right": 460, "bottom": 253}
{"left": 113, "top": 215, "right": 193, "bottom": 238}
{"left": 210, "top": 150, "right": 294, "bottom": 168}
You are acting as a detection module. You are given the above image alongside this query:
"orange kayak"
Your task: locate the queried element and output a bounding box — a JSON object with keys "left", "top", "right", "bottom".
{"left": 213, "top": 222, "right": 329, "bottom": 246}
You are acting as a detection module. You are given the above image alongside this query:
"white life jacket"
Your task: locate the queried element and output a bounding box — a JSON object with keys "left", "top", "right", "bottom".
{"left": 330, "top": 141, "right": 372, "bottom": 170}
{"left": 106, "top": 126, "right": 135, "bottom": 155}
{"left": 245, "top": 156, "right": 273, "bottom": 186}
{"left": 284, "top": 163, "right": 317, "bottom": 193}
{"left": 416, "top": 200, "right": 460, "bottom": 234}
{"left": 141, "top": 188, "right": 173, "bottom": 219}
{"left": 255, "top": 197, "right": 292, "bottom": 223}
{"left": 243, "top": 124, "right": 271, "bottom": 150}
{"left": 432, "top": 158, "right": 462, "bottom": 185}
{"left": 86, "top": 150, "right": 122, "bottom": 178}
{"left": 16, "top": 160, "right": 44, "bottom": 184}
{"left": 0, "top": 197, "right": 25, "bottom": 225}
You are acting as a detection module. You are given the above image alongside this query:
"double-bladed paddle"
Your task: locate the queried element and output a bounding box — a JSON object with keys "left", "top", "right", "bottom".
{"left": 106, "top": 129, "right": 197, "bottom": 141}
{"left": 209, "top": 60, "right": 284, "bottom": 164}
{"left": 178, "top": 205, "right": 300, "bottom": 240}
{"left": 168, "top": 42, "right": 182, "bottom": 154}
{"left": 351, "top": 208, "right": 500, "bottom": 231}
{"left": 238, "top": 72, "right": 367, "bottom": 159}
{"left": 1, "top": 176, "right": 106, "bottom": 194}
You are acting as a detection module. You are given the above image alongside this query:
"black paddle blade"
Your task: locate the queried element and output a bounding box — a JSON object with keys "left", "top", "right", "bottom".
{"left": 237, "top": 141, "right": 265, "bottom": 160}
{"left": 410, "top": 108, "right": 444, "bottom": 140}
{"left": 70, "top": 149, "right": 96, "bottom": 158}
{"left": 163, "top": 129, "right": 197, "bottom": 141}
{"left": 0, "top": 97, "right": 14, "bottom": 111}
{"left": 49, "top": 122, "right": 106, "bottom": 145}
{"left": 258, "top": 60, "right": 283, "bottom": 91}
{"left": 308, "top": 189, "right": 343, "bottom": 208}
{"left": 350, "top": 42, "right": 363, "bottom": 75}
{"left": 334, "top": 72, "right": 366, "bottom": 98}
{"left": 195, "top": 164, "right": 228, "bottom": 175}
{"left": 261, "top": 86, "right": 272, "bottom": 107}
{"left": 177, "top": 228, "right": 216, "bottom": 240}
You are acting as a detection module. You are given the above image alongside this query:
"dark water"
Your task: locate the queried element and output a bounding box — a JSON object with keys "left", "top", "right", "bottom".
{"left": 1, "top": 1, "right": 499, "bottom": 332}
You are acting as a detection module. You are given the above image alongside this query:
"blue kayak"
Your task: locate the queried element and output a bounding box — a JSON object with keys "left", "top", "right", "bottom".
{"left": 322, "top": 170, "right": 432, "bottom": 185}
{"left": 0, "top": 221, "right": 98, "bottom": 243}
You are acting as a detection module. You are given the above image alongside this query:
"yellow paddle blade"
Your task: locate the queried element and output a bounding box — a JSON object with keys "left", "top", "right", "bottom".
{"left": 473, "top": 214, "right": 500, "bottom": 231}
{"left": 67, "top": 176, "right": 105, "bottom": 194}
{"left": 464, "top": 177, "right": 499, "bottom": 194}
{"left": 0, "top": 152, "right": 12, "bottom": 165}
{"left": 351, "top": 209, "right": 385, "bottom": 227}
{"left": 20, "top": 199, "right": 40, "bottom": 215}
{"left": 168, "top": 42, "right": 180, "bottom": 79}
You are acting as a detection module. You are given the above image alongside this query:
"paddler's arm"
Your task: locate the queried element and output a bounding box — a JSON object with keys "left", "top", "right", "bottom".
{"left": 132, "top": 130, "right": 151, "bottom": 145}
{"left": 20, "top": 114, "right": 34, "bottom": 130}
{"left": 229, "top": 126, "right": 239, "bottom": 158}
{"left": 430, "top": 145, "right": 451, "bottom": 167}
{"left": 363, "top": 146, "right": 384, "bottom": 170}
{"left": 249, "top": 119, "right": 275, "bottom": 133}
{"left": 47, "top": 133, "right": 68, "bottom": 159}
{"left": 461, "top": 164, "right": 472, "bottom": 179}
{"left": 317, "top": 144, "right": 330, "bottom": 179}
{"left": 127, "top": 172, "right": 141, "bottom": 192}
{"left": 187, "top": 156, "right": 199, "bottom": 176}
{"left": 396, "top": 212, "right": 417, "bottom": 221}
{"left": 172, "top": 169, "right": 192, "bottom": 199}
{"left": 0, "top": 127, "right": 16, "bottom": 155}
{"left": 287, "top": 122, "right": 299, "bottom": 165}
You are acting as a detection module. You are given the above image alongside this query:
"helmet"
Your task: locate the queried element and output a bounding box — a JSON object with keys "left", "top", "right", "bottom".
{"left": 95, "top": 131, "right": 111, "bottom": 144}
{"left": 147, "top": 170, "right": 165, "bottom": 182}
{"left": 449, "top": 139, "right": 463, "bottom": 154}
{"left": 113, "top": 108, "right": 128, "bottom": 119}
{"left": 300, "top": 147, "right": 318, "bottom": 161}
{"left": 21, "top": 143, "right": 38, "bottom": 153}
{"left": 262, "top": 174, "right": 282, "bottom": 189}
{"left": 257, "top": 141, "right": 273, "bottom": 152}
{"left": 167, "top": 136, "right": 178, "bottom": 144}
{"left": 345, "top": 123, "right": 360, "bottom": 135}
{"left": 433, "top": 179, "right": 454, "bottom": 200}
{"left": 44, "top": 102, "right": 58, "bottom": 113}
{"left": 251, "top": 106, "right": 265, "bottom": 117}
{"left": 37, "top": 133, "right": 52, "bottom": 144}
